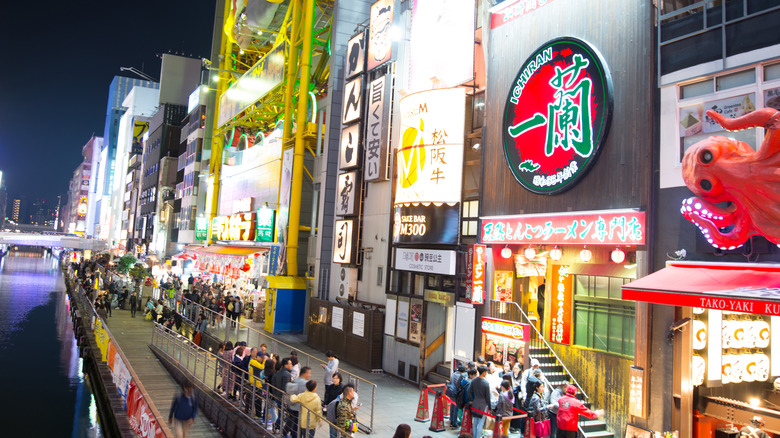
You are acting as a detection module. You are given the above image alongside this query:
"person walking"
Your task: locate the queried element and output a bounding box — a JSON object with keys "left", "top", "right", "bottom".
{"left": 556, "top": 385, "right": 603, "bottom": 438}
{"left": 467, "top": 366, "right": 491, "bottom": 438}
{"left": 528, "top": 381, "right": 549, "bottom": 438}
{"left": 290, "top": 380, "right": 322, "bottom": 438}
{"left": 168, "top": 380, "right": 198, "bottom": 438}
{"left": 547, "top": 382, "right": 568, "bottom": 438}
{"left": 321, "top": 350, "right": 339, "bottom": 392}
{"left": 129, "top": 292, "right": 138, "bottom": 318}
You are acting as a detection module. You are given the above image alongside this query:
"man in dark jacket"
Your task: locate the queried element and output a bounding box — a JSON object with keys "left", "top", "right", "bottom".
{"left": 270, "top": 358, "right": 293, "bottom": 430}
{"left": 129, "top": 292, "right": 138, "bottom": 318}
{"left": 448, "top": 364, "right": 466, "bottom": 428}
{"left": 467, "top": 366, "right": 491, "bottom": 438}
{"left": 169, "top": 380, "right": 198, "bottom": 437}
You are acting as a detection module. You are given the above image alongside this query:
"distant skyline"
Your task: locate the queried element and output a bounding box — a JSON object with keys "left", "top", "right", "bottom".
{"left": 0, "top": 0, "right": 215, "bottom": 204}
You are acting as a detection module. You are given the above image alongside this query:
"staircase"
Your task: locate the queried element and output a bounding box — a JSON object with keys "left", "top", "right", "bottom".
{"left": 423, "top": 362, "right": 452, "bottom": 387}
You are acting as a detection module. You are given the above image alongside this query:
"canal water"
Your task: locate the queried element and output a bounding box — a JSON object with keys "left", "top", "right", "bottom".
{"left": 0, "top": 252, "right": 102, "bottom": 436}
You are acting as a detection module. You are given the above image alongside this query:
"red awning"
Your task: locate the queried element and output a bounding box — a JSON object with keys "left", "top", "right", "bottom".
{"left": 622, "top": 261, "right": 780, "bottom": 316}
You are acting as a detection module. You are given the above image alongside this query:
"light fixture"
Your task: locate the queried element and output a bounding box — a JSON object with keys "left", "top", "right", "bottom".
{"left": 579, "top": 247, "right": 592, "bottom": 262}
{"left": 472, "top": 142, "right": 481, "bottom": 151}
{"left": 501, "top": 246, "right": 512, "bottom": 259}
{"left": 549, "top": 246, "right": 563, "bottom": 261}
{"left": 611, "top": 247, "right": 626, "bottom": 264}
{"left": 212, "top": 74, "right": 219, "bottom": 82}
{"left": 750, "top": 397, "right": 761, "bottom": 408}
{"left": 524, "top": 246, "right": 536, "bottom": 259}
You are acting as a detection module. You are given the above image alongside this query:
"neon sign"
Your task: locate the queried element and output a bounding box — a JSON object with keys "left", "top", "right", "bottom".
{"left": 481, "top": 209, "right": 645, "bottom": 245}
{"left": 503, "top": 37, "right": 613, "bottom": 195}
{"left": 472, "top": 244, "right": 486, "bottom": 304}
{"left": 549, "top": 264, "right": 572, "bottom": 345}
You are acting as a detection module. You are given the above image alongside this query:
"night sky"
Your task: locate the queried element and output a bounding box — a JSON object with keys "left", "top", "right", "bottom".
{"left": 0, "top": 0, "right": 215, "bottom": 205}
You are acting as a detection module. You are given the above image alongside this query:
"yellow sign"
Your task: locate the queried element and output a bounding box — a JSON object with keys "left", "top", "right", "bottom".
{"left": 93, "top": 318, "right": 110, "bottom": 362}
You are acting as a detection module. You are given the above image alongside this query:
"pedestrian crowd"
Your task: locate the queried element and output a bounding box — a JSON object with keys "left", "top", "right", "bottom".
{"left": 445, "top": 356, "right": 603, "bottom": 438}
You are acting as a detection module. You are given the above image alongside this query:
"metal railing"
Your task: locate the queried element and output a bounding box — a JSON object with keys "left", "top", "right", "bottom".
{"left": 150, "top": 323, "right": 352, "bottom": 438}
{"left": 67, "top": 271, "right": 173, "bottom": 437}
{"left": 489, "top": 300, "right": 589, "bottom": 401}
{"left": 172, "top": 292, "right": 378, "bottom": 432}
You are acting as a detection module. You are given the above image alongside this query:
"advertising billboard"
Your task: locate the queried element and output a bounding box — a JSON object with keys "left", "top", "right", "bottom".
{"left": 395, "top": 87, "right": 465, "bottom": 204}
{"left": 365, "top": 75, "right": 391, "bottom": 181}
{"left": 367, "top": 0, "right": 393, "bottom": 71}
{"left": 408, "top": 0, "right": 475, "bottom": 91}
{"left": 393, "top": 203, "right": 459, "bottom": 245}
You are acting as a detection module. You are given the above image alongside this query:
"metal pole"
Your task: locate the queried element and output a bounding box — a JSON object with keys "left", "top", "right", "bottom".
{"left": 285, "top": 0, "right": 316, "bottom": 276}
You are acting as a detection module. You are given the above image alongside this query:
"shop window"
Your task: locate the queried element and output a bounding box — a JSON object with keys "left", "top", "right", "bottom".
{"left": 680, "top": 79, "right": 713, "bottom": 99}
{"left": 427, "top": 275, "right": 439, "bottom": 289}
{"left": 442, "top": 276, "right": 456, "bottom": 292}
{"left": 415, "top": 274, "right": 425, "bottom": 296}
{"left": 462, "top": 200, "right": 479, "bottom": 237}
{"left": 765, "top": 63, "right": 780, "bottom": 82}
{"left": 573, "top": 274, "right": 635, "bottom": 357}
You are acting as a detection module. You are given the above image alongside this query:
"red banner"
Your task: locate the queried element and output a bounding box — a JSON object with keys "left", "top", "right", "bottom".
{"left": 126, "top": 380, "right": 165, "bottom": 438}
{"left": 549, "top": 265, "right": 572, "bottom": 345}
{"left": 481, "top": 209, "right": 645, "bottom": 245}
{"left": 472, "top": 244, "right": 486, "bottom": 304}
{"left": 465, "top": 246, "right": 474, "bottom": 303}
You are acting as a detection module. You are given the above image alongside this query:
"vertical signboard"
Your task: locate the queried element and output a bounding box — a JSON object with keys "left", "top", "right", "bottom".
{"left": 255, "top": 208, "right": 276, "bottom": 242}
{"left": 333, "top": 219, "right": 358, "bottom": 264}
{"left": 342, "top": 77, "right": 363, "bottom": 124}
{"left": 339, "top": 124, "right": 362, "bottom": 170}
{"left": 465, "top": 245, "right": 474, "bottom": 302}
{"left": 195, "top": 217, "right": 208, "bottom": 241}
{"left": 472, "top": 244, "right": 486, "bottom": 304}
{"left": 365, "top": 75, "right": 391, "bottom": 181}
{"left": 494, "top": 271, "right": 513, "bottom": 302}
{"left": 345, "top": 32, "right": 366, "bottom": 79}
{"left": 367, "top": 0, "right": 393, "bottom": 71}
{"left": 336, "top": 171, "right": 360, "bottom": 216}
{"left": 549, "top": 264, "right": 573, "bottom": 344}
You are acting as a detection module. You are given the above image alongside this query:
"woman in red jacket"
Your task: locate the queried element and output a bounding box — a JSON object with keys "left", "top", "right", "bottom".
{"left": 556, "top": 386, "right": 603, "bottom": 438}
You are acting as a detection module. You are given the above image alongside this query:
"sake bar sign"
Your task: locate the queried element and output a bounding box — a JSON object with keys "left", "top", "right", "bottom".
{"left": 503, "top": 37, "right": 613, "bottom": 195}
{"left": 481, "top": 209, "right": 645, "bottom": 245}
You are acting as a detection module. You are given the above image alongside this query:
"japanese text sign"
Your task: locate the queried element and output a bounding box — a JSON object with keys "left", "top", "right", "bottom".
{"left": 333, "top": 219, "right": 358, "bottom": 264}
{"left": 340, "top": 124, "right": 361, "bottom": 170}
{"left": 393, "top": 203, "right": 459, "bottom": 245}
{"left": 336, "top": 171, "right": 360, "bottom": 216}
{"left": 367, "top": 0, "right": 393, "bottom": 70}
{"left": 472, "top": 244, "right": 486, "bottom": 304}
{"left": 502, "top": 37, "right": 613, "bottom": 194}
{"left": 255, "top": 208, "right": 275, "bottom": 242}
{"left": 628, "top": 366, "right": 647, "bottom": 418}
{"left": 549, "top": 264, "right": 572, "bottom": 345}
{"left": 481, "top": 209, "right": 645, "bottom": 245}
{"left": 481, "top": 317, "right": 530, "bottom": 341}
{"left": 395, "top": 248, "right": 457, "bottom": 275}
{"left": 343, "top": 76, "right": 363, "bottom": 124}
{"left": 345, "top": 31, "right": 366, "bottom": 79}
{"left": 195, "top": 217, "right": 208, "bottom": 241}
{"left": 395, "top": 87, "right": 465, "bottom": 204}
{"left": 215, "top": 213, "right": 256, "bottom": 241}
{"left": 489, "top": 0, "right": 557, "bottom": 29}
{"left": 365, "top": 75, "right": 391, "bottom": 181}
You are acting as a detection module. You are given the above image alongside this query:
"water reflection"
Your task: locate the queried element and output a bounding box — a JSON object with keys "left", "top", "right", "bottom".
{"left": 0, "top": 253, "right": 102, "bottom": 437}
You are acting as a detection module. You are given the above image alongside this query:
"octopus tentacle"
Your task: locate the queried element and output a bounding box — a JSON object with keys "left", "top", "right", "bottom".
{"left": 707, "top": 108, "right": 780, "bottom": 160}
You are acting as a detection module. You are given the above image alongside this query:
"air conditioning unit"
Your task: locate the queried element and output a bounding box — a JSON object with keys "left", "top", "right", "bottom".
{"left": 337, "top": 267, "right": 358, "bottom": 299}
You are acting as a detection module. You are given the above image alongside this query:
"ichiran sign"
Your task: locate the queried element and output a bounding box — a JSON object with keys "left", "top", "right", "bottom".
{"left": 503, "top": 37, "right": 613, "bottom": 195}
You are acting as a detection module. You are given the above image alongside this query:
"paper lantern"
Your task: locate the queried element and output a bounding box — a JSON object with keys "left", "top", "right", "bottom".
{"left": 692, "top": 355, "right": 706, "bottom": 386}
{"left": 549, "top": 247, "right": 563, "bottom": 261}
{"left": 610, "top": 248, "right": 625, "bottom": 264}
{"left": 692, "top": 319, "right": 706, "bottom": 350}
{"left": 524, "top": 247, "right": 536, "bottom": 259}
{"left": 579, "top": 247, "right": 592, "bottom": 262}
{"left": 501, "top": 247, "right": 512, "bottom": 259}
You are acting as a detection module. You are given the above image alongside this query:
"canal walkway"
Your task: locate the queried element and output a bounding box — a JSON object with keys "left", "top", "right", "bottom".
{"left": 102, "top": 309, "right": 223, "bottom": 437}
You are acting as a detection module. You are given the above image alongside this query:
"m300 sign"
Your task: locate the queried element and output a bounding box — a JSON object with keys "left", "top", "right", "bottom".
{"left": 503, "top": 37, "right": 613, "bottom": 195}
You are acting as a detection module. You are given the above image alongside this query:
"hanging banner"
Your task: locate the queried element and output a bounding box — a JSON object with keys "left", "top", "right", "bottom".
{"left": 549, "top": 264, "right": 573, "bottom": 345}
{"left": 126, "top": 380, "right": 165, "bottom": 438}
{"left": 93, "top": 318, "right": 109, "bottom": 361}
{"left": 345, "top": 31, "right": 366, "bottom": 79}
{"left": 502, "top": 37, "right": 613, "bottom": 195}
{"left": 472, "top": 244, "right": 486, "bottom": 304}
{"left": 395, "top": 87, "right": 466, "bottom": 204}
{"left": 365, "top": 75, "right": 391, "bottom": 181}
{"left": 367, "top": 0, "right": 394, "bottom": 70}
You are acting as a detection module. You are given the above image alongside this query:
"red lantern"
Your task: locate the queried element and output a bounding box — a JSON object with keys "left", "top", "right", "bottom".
{"left": 240, "top": 263, "right": 251, "bottom": 272}
{"left": 579, "top": 247, "right": 593, "bottom": 262}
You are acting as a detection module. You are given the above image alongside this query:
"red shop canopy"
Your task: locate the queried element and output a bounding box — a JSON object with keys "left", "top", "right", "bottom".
{"left": 622, "top": 261, "right": 780, "bottom": 316}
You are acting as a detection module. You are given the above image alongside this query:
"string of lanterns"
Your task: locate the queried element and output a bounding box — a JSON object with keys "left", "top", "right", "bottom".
{"left": 500, "top": 245, "right": 628, "bottom": 263}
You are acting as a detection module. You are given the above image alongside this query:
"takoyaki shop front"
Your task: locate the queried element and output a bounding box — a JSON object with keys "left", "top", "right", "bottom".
{"left": 622, "top": 261, "right": 780, "bottom": 437}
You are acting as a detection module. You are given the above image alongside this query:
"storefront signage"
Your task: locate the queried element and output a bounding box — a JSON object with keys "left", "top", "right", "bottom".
{"left": 339, "top": 124, "right": 362, "bottom": 170}
{"left": 425, "top": 289, "right": 455, "bottom": 306}
{"left": 393, "top": 203, "right": 459, "bottom": 245}
{"left": 367, "top": 0, "right": 393, "bottom": 71}
{"left": 408, "top": 0, "right": 474, "bottom": 91}
{"left": 333, "top": 219, "right": 358, "bottom": 264}
{"left": 342, "top": 77, "right": 363, "bottom": 124}
{"left": 195, "top": 217, "right": 208, "bottom": 241}
{"left": 628, "top": 366, "right": 647, "bottom": 418}
{"left": 481, "top": 209, "right": 645, "bottom": 245}
{"left": 472, "top": 244, "right": 486, "bottom": 304}
{"left": 77, "top": 197, "right": 88, "bottom": 217}
{"left": 494, "top": 271, "right": 513, "bottom": 302}
{"left": 365, "top": 75, "right": 391, "bottom": 181}
{"left": 549, "top": 264, "right": 572, "bottom": 345}
{"left": 232, "top": 197, "right": 252, "bottom": 213}
{"left": 213, "top": 213, "right": 256, "bottom": 241}
{"left": 489, "top": 0, "right": 557, "bottom": 30}
{"left": 269, "top": 245, "right": 280, "bottom": 275}
{"left": 218, "top": 42, "right": 286, "bottom": 128}
{"left": 464, "top": 246, "right": 474, "bottom": 302}
{"left": 395, "top": 248, "right": 457, "bottom": 275}
{"left": 481, "top": 317, "right": 530, "bottom": 341}
{"left": 255, "top": 208, "right": 275, "bottom": 242}
{"left": 345, "top": 31, "right": 365, "bottom": 79}
{"left": 502, "top": 37, "right": 613, "bottom": 195}
{"left": 336, "top": 171, "right": 360, "bottom": 216}
{"left": 396, "top": 87, "right": 465, "bottom": 204}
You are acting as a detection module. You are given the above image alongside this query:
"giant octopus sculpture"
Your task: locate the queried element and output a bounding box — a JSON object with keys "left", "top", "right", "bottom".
{"left": 682, "top": 108, "right": 780, "bottom": 250}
